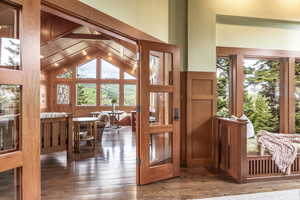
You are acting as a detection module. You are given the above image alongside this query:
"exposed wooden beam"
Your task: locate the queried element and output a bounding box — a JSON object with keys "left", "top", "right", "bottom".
{"left": 63, "top": 33, "right": 109, "bottom": 40}
{"left": 63, "top": 33, "right": 137, "bottom": 53}
{"left": 41, "top": 0, "right": 162, "bottom": 43}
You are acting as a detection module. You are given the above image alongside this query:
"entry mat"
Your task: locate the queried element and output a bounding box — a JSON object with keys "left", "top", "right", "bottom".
{"left": 194, "top": 190, "right": 300, "bottom": 200}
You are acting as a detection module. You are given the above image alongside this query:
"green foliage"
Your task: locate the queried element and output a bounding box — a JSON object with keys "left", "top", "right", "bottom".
{"left": 216, "top": 58, "right": 280, "bottom": 134}
{"left": 124, "top": 85, "right": 136, "bottom": 106}
{"left": 216, "top": 58, "right": 230, "bottom": 117}
{"left": 244, "top": 60, "right": 280, "bottom": 133}
{"left": 76, "top": 84, "right": 96, "bottom": 106}
{"left": 57, "top": 70, "right": 72, "bottom": 79}
{"left": 101, "top": 84, "right": 119, "bottom": 106}
{"left": 250, "top": 95, "right": 274, "bottom": 132}
{"left": 295, "top": 62, "right": 300, "bottom": 132}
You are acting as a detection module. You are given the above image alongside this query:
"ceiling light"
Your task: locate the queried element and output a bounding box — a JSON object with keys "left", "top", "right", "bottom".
{"left": 82, "top": 50, "right": 87, "bottom": 56}
{"left": 40, "top": 55, "right": 44, "bottom": 59}
{"left": 54, "top": 63, "right": 59, "bottom": 67}
{"left": 108, "top": 52, "right": 112, "bottom": 56}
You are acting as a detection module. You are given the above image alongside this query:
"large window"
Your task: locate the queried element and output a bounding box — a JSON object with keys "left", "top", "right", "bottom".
{"left": 124, "top": 84, "right": 136, "bottom": 106}
{"left": 124, "top": 72, "right": 136, "bottom": 80}
{"left": 76, "top": 59, "right": 97, "bottom": 79}
{"left": 216, "top": 58, "right": 230, "bottom": 117}
{"left": 76, "top": 83, "right": 96, "bottom": 106}
{"left": 244, "top": 59, "right": 280, "bottom": 133}
{"left": 56, "top": 58, "right": 137, "bottom": 107}
{"left": 101, "top": 84, "right": 120, "bottom": 106}
{"left": 57, "top": 69, "right": 72, "bottom": 79}
{"left": 101, "top": 59, "right": 120, "bottom": 79}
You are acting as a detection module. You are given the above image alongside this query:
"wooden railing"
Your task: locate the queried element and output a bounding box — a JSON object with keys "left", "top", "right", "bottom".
{"left": 40, "top": 114, "right": 73, "bottom": 159}
{"left": 214, "top": 116, "right": 300, "bottom": 183}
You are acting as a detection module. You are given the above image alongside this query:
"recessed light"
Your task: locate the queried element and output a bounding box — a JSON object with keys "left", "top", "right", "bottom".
{"left": 108, "top": 52, "right": 112, "bottom": 56}
{"left": 54, "top": 63, "right": 59, "bottom": 67}
{"left": 82, "top": 50, "right": 87, "bottom": 56}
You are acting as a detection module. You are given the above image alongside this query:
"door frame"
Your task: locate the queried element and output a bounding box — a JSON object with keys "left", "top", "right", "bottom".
{"left": 0, "top": 0, "right": 41, "bottom": 199}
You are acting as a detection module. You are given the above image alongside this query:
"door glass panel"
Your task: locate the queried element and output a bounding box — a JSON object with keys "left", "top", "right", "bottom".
{"left": 149, "top": 132, "right": 172, "bottom": 166}
{"left": 149, "top": 92, "right": 173, "bottom": 125}
{"left": 0, "top": 2, "right": 20, "bottom": 70}
{"left": 149, "top": 51, "right": 173, "bottom": 85}
{"left": 0, "top": 168, "right": 21, "bottom": 200}
{"left": 0, "top": 85, "right": 20, "bottom": 154}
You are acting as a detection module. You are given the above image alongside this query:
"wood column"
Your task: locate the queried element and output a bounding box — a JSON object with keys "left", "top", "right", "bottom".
{"left": 280, "top": 57, "right": 295, "bottom": 133}
{"left": 230, "top": 55, "right": 244, "bottom": 117}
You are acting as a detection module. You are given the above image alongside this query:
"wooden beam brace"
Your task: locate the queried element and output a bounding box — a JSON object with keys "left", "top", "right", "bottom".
{"left": 63, "top": 33, "right": 137, "bottom": 53}
{"left": 63, "top": 33, "right": 109, "bottom": 40}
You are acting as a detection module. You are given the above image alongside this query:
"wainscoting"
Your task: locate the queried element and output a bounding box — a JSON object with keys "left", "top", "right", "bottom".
{"left": 181, "top": 72, "right": 217, "bottom": 168}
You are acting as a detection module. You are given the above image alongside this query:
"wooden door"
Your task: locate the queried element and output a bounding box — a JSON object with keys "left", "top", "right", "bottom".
{"left": 137, "top": 40, "right": 180, "bottom": 185}
{"left": 0, "top": 0, "right": 41, "bottom": 199}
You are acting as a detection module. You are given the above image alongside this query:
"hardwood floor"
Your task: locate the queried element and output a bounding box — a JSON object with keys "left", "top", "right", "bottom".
{"left": 3, "top": 126, "right": 300, "bottom": 199}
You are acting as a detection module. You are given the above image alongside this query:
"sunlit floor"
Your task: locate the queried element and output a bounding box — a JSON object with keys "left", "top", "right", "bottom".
{"left": 41, "top": 126, "right": 136, "bottom": 200}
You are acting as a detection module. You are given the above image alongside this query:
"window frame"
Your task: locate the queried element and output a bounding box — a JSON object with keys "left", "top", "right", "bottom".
{"left": 217, "top": 47, "right": 297, "bottom": 134}
{"left": 53, "top": 56, "right": 137, "bottom": 109}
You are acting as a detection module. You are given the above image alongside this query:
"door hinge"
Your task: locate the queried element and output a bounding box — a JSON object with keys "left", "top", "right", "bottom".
{"left": 136, "top": 105, "right": 141, "bottom": 113}
{"left": 136, "top": 158, "right": 141, "bottom": 166}
{"left": 174, "top": 108, "right": 180, "bottom": 121}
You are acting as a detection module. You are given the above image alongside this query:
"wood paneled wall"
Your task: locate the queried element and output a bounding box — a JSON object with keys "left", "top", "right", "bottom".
{"left": 181, "top": 72, "right": 216, "bottom": 168}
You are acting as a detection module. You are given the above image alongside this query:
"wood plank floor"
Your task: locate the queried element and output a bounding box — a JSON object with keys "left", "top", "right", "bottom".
{"left": 3, "top": 126, "right": 300, "bottom": 199}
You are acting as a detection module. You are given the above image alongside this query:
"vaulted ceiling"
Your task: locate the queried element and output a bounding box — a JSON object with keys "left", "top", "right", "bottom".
{"left": 40, "top": 12, "right": 138, "bottom": 72}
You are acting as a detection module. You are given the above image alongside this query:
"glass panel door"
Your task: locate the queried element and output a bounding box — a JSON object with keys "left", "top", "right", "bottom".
{"left": 137, "top": 40, "right": 180, "bottom": 185}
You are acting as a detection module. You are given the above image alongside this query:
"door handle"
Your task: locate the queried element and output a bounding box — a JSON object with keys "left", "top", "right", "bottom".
{"left": 174, "top": 108, "right": 180, "bottom": 121}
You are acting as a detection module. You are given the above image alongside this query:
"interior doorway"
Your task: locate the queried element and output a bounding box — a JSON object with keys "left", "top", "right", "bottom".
{"left": 0, "top": 0, "right": 181, "bottom": 199}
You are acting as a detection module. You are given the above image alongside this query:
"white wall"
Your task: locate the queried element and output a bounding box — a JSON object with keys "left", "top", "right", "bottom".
{"left": 188, "top": 0, "right": 216, "bottom": 72}
{"left": 80, "top": 0, "right": 169, "bottom": 42}
{"left": 217, "top": 23, "right": 300, "bottom": 51}
{"left": 216, "top": 0, "right": 300, "bottom": 22}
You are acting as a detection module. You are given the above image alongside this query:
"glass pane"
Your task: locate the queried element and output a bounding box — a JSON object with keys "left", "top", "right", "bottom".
{"left": 57, "top": 84, "right": 70, "bottom": 105}
{"left": 0, "top": 85, "right": 20, "bottom": 153}
{"left": 76, "top": 83, "right": 96, "bottom": 106}
{"left": 244, "top": 59, "right": 280, "bottom": 133}
{"left": 149, "top": 132, "right": 172, "bottom": 166}
{"left": 149, "top": 51, "right": 172, "bottom": 85}
{"left": 149, "top": 92, "right": 173, "bottom": 125}
{"left": 216, "top": 58, "right": 230, "bottom": 117}
{"left": 0, "top": 168, "right": 21, "bottom": 200}
{"left": 0, "top": 2, "right": 20, "bottom": 70}
{"left": 101, "top": 84, "right": 119, "bottom": 106}
{"left": 101, "top": 59, "right": 120, "bottom": 79}
{"left": 295, "top": 62, "right": 300, "bottom": 133}
{"left": 124, "top": 72, "right": 136, "bottom": 80}
{"left": 56, "top": 69, "right": 72, "bottom": 79}
{"left": 124, "top": 84, "right": 136, "bottom": 106}
{"left": 76, "top": 59, "right": 97, "bottom": 79}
